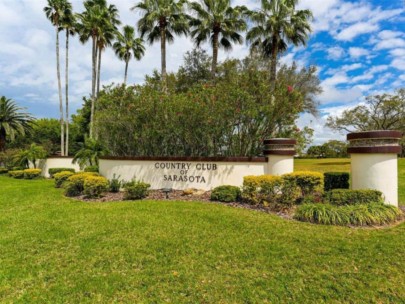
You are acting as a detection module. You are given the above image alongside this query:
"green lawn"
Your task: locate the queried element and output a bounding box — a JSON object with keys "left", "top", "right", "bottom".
{"left": 296, "top": 158, "right": 405, "bottom": 206}
{"left": 0, "top": 175, "right": 404, "bottom": 303}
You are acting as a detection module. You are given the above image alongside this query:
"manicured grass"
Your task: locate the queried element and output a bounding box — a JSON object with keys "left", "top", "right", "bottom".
{"left": 0, "top": 176, "right": 404, "bottom": 303}
{"left": 295, "top": 158, "right": 405, "bottom": 205}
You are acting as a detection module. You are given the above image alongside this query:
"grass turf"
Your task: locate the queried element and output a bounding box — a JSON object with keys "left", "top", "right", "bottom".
{"left": 295, "top": 158, "right": 405, "bottom": 206}
{"left": 0, "top": 175, "right": 404, "bottom": 303}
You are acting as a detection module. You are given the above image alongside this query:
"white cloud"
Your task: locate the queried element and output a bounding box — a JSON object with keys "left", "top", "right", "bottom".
{"left": 336, "top": 22, "right": 379, "bottom": 41}
{"left": 326, "top": 46, "right": 345, "bottom": 60}
{"left": 348, "top": 47, "right": 370, "bottom": 59}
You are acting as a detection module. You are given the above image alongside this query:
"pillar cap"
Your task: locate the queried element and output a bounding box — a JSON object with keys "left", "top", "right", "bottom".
{"left": 263, "top": 138, "right": 296, "bottom": 156}
{"left": 347, "top": 130, "right": 402, "bottom": 154}
{"left": 347, "top": 130, "right": 402, "bottom": 141}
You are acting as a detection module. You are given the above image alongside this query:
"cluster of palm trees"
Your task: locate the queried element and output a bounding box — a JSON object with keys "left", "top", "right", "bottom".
{"left": 45, "top": 0, "right": 313, "bottom": 155}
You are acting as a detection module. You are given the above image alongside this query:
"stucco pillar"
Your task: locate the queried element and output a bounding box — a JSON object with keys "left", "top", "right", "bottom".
{"left": 263, "top": 138, "right": 296, "bottom": 176}
{"left": 347, "top": 130, "right": 402, "bottom": 206}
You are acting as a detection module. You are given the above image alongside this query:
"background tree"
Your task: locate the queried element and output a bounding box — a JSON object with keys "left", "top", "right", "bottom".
{"left": 306, "top": 140, "right": 348, "bottom": 158}
{"left": 15, "top": 144, "right": 47, "bottom": 169}
{"left": 326, "top": 89, "right": 405, "bottom": 156}
{"left": 44, "top": 0, "right": 71, "bottom": 155}
{"left": 176, "top": 48, "right": 212, "bottom": 92}
{"left": 247, "top": 0, "right": 312, "bottom": 82}
{"left": 73, "top": 137, "right": 109, "bottom": 169}
{"left": 0, "top": 97, "right": 34, "bottom": 152}
{"left": 113, "top": 25, "right": 145, "bottom": 84}
{"left": 132, "top": 0, "right": 189, "bottom": 87}
{"left": 189, "top": 0, "right": 247, "bottom": 77}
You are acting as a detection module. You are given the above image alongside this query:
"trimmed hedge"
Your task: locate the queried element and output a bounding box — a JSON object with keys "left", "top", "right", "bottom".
{"left": 84, "top": 166, "right": 99, "bottom": 173}
{"left": 64, "top": 172, "right": 99, "bottom": 197}
{"left": 242, "top": 175, "right": 282, "bottom": 205}
{"left": 83, "top": 176, "right": 109, "bottom": 198}
{"left": 123, "top": 180, "right": 150, "bottom": 200}
{"left": 324, "top": 172, "right": 349, "bottom": 192}
{"left": 0, "top": 168, "right": 8, "bottom": 175}
{"left": 294, "top": 202, "right": 402, "bottom": 226}
{"left": 326, "top": 189, "right": 383, "bottom": 206}
{"left": 282, "top": 171, "right": 324, "bottom": 197}
{"left": 8, "top": 170, "right": 25, "bottom": 179}
{"left": 23, "top": 169, "right": 42, "bottom": 179}
{"left": 54, "top": 171, "right": 75, "bottom": 188}
{"left": 211, "top": 185, "right": 241, "bottom": 203}
{"left": 49, "top": 168, "right": 76, "bottom": 178}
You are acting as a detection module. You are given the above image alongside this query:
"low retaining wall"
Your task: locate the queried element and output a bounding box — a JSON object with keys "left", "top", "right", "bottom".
{"left": 38, "top": 157, "right": 81, "bottom": 178}
{"left": 99, "top": 156, "right": 268, "bottom": 191}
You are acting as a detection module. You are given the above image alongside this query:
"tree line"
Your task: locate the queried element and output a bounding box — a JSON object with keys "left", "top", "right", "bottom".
{"left": 44, "top": 0, "right": 313, "bottom": 156}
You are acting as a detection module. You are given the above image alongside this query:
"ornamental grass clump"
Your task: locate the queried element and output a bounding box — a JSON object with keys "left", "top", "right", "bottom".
{"left": 54, "top": 171, "right": 75, "bottom": 188}
{"left": 83, "top": 176, "right": 109, "bottom": 198}
{"left": 211, "top": 185, "right": 241, "bottom": 203}
{"left": 294, "top": 202, "right": 402, "bottom": 226}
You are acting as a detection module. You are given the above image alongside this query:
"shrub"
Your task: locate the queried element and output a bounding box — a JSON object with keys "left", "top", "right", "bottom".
{"left": 109, "top": 174, "right": 122, "bottom": 193}
{"left": 294, "top": 202, "right": 402, "bottom": 226}
{"left": 54, "top": 171, "right": 75, "bottom": 188}
{"left": 8, "top": 170, "right": 25, "bottom": 179}
{"left": 326, "top": 189, "right": 383, "bottom": 206}
{"left": 242, "top": 175, "right": 282, "bottom": 205}
{"left": 0, "top": 168, "right": 8, "bottom": 175}
{"left": 282, "top": 171, "right": 324, "bottom": 197}
{"left": 64, "top": 172, "right": 99, "bottom": 197}
{"left": 211, "top": 185, "right": 241, "bottom": 203}
{"left": 324, "top": 172, "right": 349, "bottom": 192}
{"left": 84, "top": 166, "right": 99, "bottom": 173}
{"left": 23, "top": 169, "right": 42, "bottom": 179}
{"left": 83, "top": 176, "right": 109, "bottom": 198}
{"left": 49, "top": 168, "right": 76, "bottom": 178}
{"left": 123, "top": 180, "right": 150, "bottom": 200}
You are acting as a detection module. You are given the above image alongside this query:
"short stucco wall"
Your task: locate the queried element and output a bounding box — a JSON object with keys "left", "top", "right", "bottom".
{"left": 38, "top": 157, "right": 81, "bottom": 178}
{"left": 99, "top": 157, "right": 267, "bottom": 191}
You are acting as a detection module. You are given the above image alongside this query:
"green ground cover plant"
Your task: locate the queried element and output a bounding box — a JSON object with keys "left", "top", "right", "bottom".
{"left": 0, "top": 176, "right": 404, "bottom": 303}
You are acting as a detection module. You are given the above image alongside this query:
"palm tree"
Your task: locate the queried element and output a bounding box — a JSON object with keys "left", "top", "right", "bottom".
{"left": 73, "top": 137, "right": 109, "bottom": 169}
{"left": 60, "top": 1, "right": 75, "bottom": 156}
{"left": 0, "top": 96, "right": 34, "bottom": 152}
{"left": 44, "top": 0, "right": 71, "bottom": 156}
{"left": 132, "top": 0, "right": 189, "bottom": 87}
{"left": 247, "top": 0, "right": 313, "bottom": 82}
{"left": 113, "top": 25, "right": 145, "bottom": 84}
{"left": 189, "top": 0, "right": 247, "bottom": 77}
{"left": 77, "top": 0, "right": 120, "bottom": 138}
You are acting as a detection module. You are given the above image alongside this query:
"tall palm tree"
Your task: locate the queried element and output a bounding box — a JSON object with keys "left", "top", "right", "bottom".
{"left": 247, "top": 0, "right": 312, "bottom": 82}
{"left": 77, "top": 0, "right": 120, "bottom": 138}
{"left": 0, "top": 96, "right": 34, "bottom": 152}
{"left": 60, "top": 1, "right": 75, "bottom": 156}
{"left": 132, "top": 0, "right": 189, "bottom": 87}
{"left": 44, "top": 0, "right": 71, "bottom": 155}
{"left": 189, "top": 0, "right": 247, "bottom": 77}
{"left": 113, "top": 25, "right": 145, "bottom": 84}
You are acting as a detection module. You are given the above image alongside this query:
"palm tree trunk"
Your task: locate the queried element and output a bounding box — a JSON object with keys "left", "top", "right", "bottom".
{"left": 212, "top": 31, "right": 219, "bottom": 78}
{"left": 160, "top": 25, "right": 167, "bottom": 89}
{"left": 65, "top": 30, "right": 69, "bottom": 156}
{"left": 124, "top": 59, "right": 129, "bottom": 84}
{"left": 270, "top": 35, "right": 278, "bottom": 84}
{"left": 0, "top": 128, "right": 6, "bottom": 152}
{"left": 90, "top": 36, "right": 97, "bottom": 138}
{"left": 56, "top": 27, "right": 65, "bottom": 156}
{"left": 96, "top": 47, "right": 102, "bottom": 97}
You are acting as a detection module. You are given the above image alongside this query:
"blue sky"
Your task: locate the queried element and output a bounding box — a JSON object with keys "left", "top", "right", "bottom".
{"left": 0, "top": 0, "right": 404, "bottom": 144}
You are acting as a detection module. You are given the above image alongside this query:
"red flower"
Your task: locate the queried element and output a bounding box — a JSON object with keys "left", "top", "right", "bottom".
{"left": 287, "top": 86, "right": 293, "bottom": 93}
